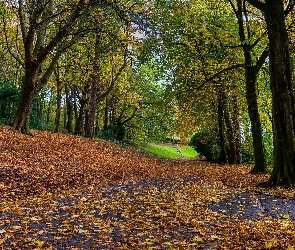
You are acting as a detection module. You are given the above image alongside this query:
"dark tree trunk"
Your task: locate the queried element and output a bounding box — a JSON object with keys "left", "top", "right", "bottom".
{"left": 233, "top": 93, "right": 242, "bottom": 164}
{"left": 289, "top": 56, "right": 295, "bottom": 135}
{"left": 103, "top": 98, "right": 109, "bottom": 132}
{"left": 232, "top": 0, "right": 267, "bottom": 172}
{"left": 12, "top": 81, "right": 39, "bottom": 135}
{"left": 73, "top": 90, "right": 78, "bottom": 124}
{"left": 264, "top": 0, "right": 295, "bottom": 186}
{"left": 95, "top": 114, "right": 100, "bottom": 136}
{"left": 75, "top": 82, "right": 90, "bottom": 135}
{"left": 223, "top": 93, "right": 237, "bottom": 165}
{"left": 245, "top": 66, "right": 266, "bottom": 173}
{"left": 54, "top": 68, "right": 62, "bottom": 133}
{"left": 65, "top": 84, "right": 73, "bottom": 133}
{"left": 46, "top": 88, "right": 53, "bottom": 124}
{"left": 217, "top": 91, "right": 228, "bottom": 164}
{"left": 85, "top": 24, "right": 101, "bottom": 139}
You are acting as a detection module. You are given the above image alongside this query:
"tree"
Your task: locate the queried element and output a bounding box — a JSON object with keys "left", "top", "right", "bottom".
{"left": 146, "top": 0, "right": 247, "bottom": 160}
{"left": 2, "top": 0, "right": 108, "bottom": 135}
{"left": 247, "top": 0, "right": 295, "bottom": 186}
{"left": 228, "top": 0, "right": 268, "bottom": 172}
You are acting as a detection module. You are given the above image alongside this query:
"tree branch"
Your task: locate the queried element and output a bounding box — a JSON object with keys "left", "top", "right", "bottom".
{"left": 2, "top": 10, "right": 24, "bottom": 67}
{"left": 97, "top": 51, "right": 128, "bottom": 101}
{"left": 195, "top": 64, "right": 245, "bottom": 90}
{"left": 253, "top": 47, "right": 269, "bottom": 75}
{"left": 246, "top": 0, "right": 265, "bottom": 11}
{"left": 285, "top": 0, "right": 295, "bottom": 16}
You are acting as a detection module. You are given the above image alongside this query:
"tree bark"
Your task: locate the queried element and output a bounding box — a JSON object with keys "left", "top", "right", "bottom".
{"left": 85, "top": 28, "right": 101, "bottom": 139}
{"left": 65, "top": 84, "right": 73, "bottom": 134}
{"left": 245, "top": 66, "right": 266, "bottom": 173}
{"left": 12, "top": 79, "right": 40, "bottom": 135}
{"left": 231, "top": 0, "right": 267, "bottom": 172}
{"left": 54, "top": 67, "right": 62, "bottom": 133}
{"left": 217, "top": 91, "right": 228, "bottom": 163}
{"left": 75, "top": 82, "right": 90, "bottom": 135}
{"left": 233, "top": 89, "right": 242, "bottom": 164}
{"left": 222, "top": 88, "right": 237, "bottom": 164}
{"left": 103, "top": 98, "right": 109, "bottom": 132}
{"left": 263, "top": 0, "right": 295, "bottom": 186}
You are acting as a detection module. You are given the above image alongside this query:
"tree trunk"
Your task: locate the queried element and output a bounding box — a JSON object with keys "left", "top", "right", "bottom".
{"left": 54, "top": 68, "right": 62, "bottom": 133}
{"left": 65, "top": 84, "right": 73, "bottom": 134}
{"left": 220, "top": 82, "right": 237, "bottom": 164}
{"left": 12, "top": 77, "right": 40, "bottom": 136}
{"left": 46, "top": 88, "right": 53, "bottom": 124}
{"left": 103, "top": 98, "right": 109, "bottom": 132}
{"left": 85, "top": 27, "right": 101, "bottom": 139}
{"left": 223, "top": 99, "right": 237, "bottom": 164}
{"left": 232, "top": 0, "right": 267, "bottom": 172}
{"left": 75, "top": 83, "right": 90, "bottom": 135}
{"left": 245, "top": 67, "right": 266, "bottom": 173}
{"left": 264, "top": 0, "right": 295, "bottom": 186}
{"left": 217, "top": 91, "right": 228, "bottom": 164}
{"left": 233, "top": 90, "right": 242, "bottom": 164}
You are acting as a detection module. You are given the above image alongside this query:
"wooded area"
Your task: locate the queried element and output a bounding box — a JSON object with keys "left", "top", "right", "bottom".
{"left": 1, "top": 0, "right": 295, "bottom": 248}
{"left": 1, "top": 0, "right": 294, "bottom": 185}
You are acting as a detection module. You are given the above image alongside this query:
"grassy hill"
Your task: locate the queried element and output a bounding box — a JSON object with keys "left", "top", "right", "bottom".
{"left": 138, "top": 143, "right": 198, "bottom": 159}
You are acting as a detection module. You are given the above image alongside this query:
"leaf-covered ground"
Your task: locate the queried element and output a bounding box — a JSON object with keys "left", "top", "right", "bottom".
{"left": 1, "top": 126, "right": 295, "bottom": 249}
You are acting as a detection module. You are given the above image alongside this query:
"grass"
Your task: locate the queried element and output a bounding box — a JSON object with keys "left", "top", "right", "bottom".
{"left": 139, "top": 143, "right": 198, "bottom": 159}
{"left": 178, "top": 145, "right": 198, "bottom": 158}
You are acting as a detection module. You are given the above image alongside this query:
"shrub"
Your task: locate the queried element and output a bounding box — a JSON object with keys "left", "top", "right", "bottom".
{"left": 102, "top": 123, "right": 126, "bottom": 141}
{"left": 189, "top": 129, "right": 220, "bottom": 162}
{"left": 0, "top": 80, "right": 19, "bottom": 123}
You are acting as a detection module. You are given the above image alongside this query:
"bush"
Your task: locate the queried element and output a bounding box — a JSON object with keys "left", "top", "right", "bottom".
{"left": 101, "top": 123, "right": 126, "bottom": 141}
{"left": 115, "top": 124, "right": 126, "bottom": 141}
{"left": 0, "top": 80, "right": 19, "bottom": 123}
{"left": 189, "top": 129, "right": 220, "bottom": 162}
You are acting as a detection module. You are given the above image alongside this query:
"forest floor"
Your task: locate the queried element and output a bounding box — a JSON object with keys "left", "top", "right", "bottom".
{"left": 1, "top": 126, "right": 295, "bottom": 249}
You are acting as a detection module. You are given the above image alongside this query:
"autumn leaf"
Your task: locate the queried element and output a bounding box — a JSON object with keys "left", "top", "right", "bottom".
{"left": 265, "top": 241, "right": 273, "bottom": 249}
{"left": 0, "top": 126, "right": 295, "bottom": 249}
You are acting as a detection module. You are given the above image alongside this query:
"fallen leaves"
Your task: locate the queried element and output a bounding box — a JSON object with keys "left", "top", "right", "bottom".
{"left": 1, "top": 126, "right": 295, "bottom": 249}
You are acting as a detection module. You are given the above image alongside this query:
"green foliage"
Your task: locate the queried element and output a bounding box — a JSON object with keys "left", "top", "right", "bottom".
{"left": 102, "top": 124, "right": 116, "bottom": 140}
{"left": 101, "top": 123, "right": 126, "bottom": 141}
{"left": 189, "top": 129, "right": 220, "bottom": 162}
{"left": 115, "top": 124, "right": 126, "bottom": 141}
{"left": 263, "top": 131, "right": 274, "bottom": 165}
{"left": 0, "top": 80, "right": 19, "bottom": 124}
{"left": 0, "top": 80, "right": 55, "bottom": 131}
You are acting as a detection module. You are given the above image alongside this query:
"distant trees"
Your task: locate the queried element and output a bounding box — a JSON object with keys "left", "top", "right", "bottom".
{"left": 0, "top": 0, "right": 144, "bottom": 135}
{"left": 6, "top": 0, "right": 101, "bottom": 135}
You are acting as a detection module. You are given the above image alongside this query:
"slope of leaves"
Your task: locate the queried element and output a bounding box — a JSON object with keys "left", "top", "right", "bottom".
{"left": 1, "top": 126, "right": 295, "bottom": 249}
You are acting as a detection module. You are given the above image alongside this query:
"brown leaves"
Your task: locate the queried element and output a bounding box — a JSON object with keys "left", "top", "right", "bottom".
{"left": 1, "top": 126, "right": 295, "bottom": 249}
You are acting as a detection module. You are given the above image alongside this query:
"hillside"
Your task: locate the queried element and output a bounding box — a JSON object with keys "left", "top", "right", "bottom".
{"left": 1, "top": 126, "right": 295, "bottom": 249}
{"left": 0, "top": 126, "right": 266, "bottom": 199}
